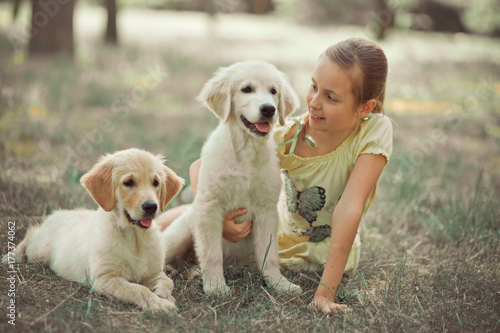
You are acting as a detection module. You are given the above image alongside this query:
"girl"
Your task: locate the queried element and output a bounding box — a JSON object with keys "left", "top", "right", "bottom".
{"left": 158, "top": 38, "right": 393, "bottom": 314}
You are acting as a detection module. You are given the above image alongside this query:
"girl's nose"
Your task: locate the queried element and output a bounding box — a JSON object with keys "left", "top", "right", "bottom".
{"left": 308, "top": 93, "right": 321, "bottom": 110}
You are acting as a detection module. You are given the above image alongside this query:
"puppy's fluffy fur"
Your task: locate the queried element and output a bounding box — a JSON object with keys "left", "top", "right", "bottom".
{"left": 2, "top": 148, "right": 184, "bottom": 313}
{"left": 162, "top": 60, "right": 302, "bottom": 295}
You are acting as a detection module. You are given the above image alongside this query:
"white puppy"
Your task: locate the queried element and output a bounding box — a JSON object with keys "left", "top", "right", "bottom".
{"left": 2, "top": 148, "right": 184, "bottom": 313}
{"left": 162, "top": 60, "right": 302, "bottom": 296}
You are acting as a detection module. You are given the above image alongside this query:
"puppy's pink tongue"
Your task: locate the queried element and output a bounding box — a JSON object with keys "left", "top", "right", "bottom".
{"left": 140, "top": 218, "right": 152, "bottom": 228}
{"left": 255, "top": 122, "right": 270, "bottom": 133}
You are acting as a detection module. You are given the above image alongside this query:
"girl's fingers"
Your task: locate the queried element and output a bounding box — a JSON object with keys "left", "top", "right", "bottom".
{"left": 233, "top": 220, "right": 252, "bottom": 237}
{"left": 222, "top": 213, "right": 252, "bottom": 243}
{"left": 327, "top": 303, "right": 349, "bottom": 314}
{"left": 240, "top": 220, "right": 253, "bottom": 235}
{"left": 309, "top": 299, "right": 349, "bottom": 315}
{"left": 224, "top": 208, "right": 248, "bottom": 220}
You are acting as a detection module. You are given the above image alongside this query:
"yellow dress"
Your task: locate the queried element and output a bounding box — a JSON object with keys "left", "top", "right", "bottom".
{"left": 274, "top": 114, "right": 393, "bottom": 272}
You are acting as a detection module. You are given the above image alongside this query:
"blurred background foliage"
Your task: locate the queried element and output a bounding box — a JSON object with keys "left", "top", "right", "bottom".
{"left": 0, "top": 0, "right": 499, "bottom": 182}
{"left": 117, "top": 0, "right": 500, "bottom": 36}
{"left": 0, "top": 0, "right": 498, "bottom": 63}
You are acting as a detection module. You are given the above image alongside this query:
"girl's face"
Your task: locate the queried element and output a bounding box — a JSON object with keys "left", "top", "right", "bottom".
{"left": 306, "top": 54, "right": 361, "bottom": 136}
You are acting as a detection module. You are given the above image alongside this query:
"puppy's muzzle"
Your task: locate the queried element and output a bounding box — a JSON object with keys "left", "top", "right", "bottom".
{"left": 141, "top": 201, "right": 158, "bottom": 216}
{"left": 240, "top": 103, "right": 276, "bottom": 136}
{"left": 124, "top": 201, "right": 158, "bottom": 229}
{"left": 260, "top": 103, "right": 276, "bottom": 119}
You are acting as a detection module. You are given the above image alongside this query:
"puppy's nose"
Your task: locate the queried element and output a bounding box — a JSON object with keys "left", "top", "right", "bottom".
{"left": 141, "top": 201, "right": 158, "bottom": 215}
{"left": 260, "top": 104, "right": 276, "bottom": 118}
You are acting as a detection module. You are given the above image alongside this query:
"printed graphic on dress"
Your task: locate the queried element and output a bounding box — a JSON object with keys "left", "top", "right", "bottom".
{"left": 302, "top": 225, "right": 331, "bottom": 243}
{"left": 283, "top": 170, "right": 326, "bottom": 226}
{"left": 324, "top": 196, "right": 341, "bottom": 214}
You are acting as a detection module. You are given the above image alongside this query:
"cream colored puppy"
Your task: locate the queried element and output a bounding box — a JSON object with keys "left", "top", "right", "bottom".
{"left": 2, "top": 148, "right": 184, "bottom": 313}
{"left": 162, "top": 60, "right": 302, "bottom": 296}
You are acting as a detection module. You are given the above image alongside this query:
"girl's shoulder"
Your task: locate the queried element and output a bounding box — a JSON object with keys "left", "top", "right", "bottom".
{"left": 354, "top": 113, "right": 393, "bottom": 161}
{"left": 357, "top": 113, "right": 393, "bottom": 141}
{"left": 274, "top": 115, "right": 302, "bottom": 142}
{"left": 362, "top": 113, "right": 392, "bottom": 131}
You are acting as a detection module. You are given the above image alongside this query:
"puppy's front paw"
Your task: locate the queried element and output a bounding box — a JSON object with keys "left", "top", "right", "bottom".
{"left": 203, "top": 279, "right": 230, "bottom": 296}
{"left": 148, "top": 297, "right": 178, "bottom": 314}
{"left": 281, "top": 282, "right": 303, "bottom": 296}
{"left": 270, "top": 278, "right": 303, "bottom": 296}
{"left": 154, "top": 276, "right": 175, "bottom": 303}
{"left": 155, "top": 290, "right": 176, "bottom": 304}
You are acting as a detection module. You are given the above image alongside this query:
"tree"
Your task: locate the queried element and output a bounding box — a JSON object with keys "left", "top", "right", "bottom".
{"left": 409, "top": 0, "right": 467, "bottom": 33}
{"left": 28, "top": 0, "right": 76, "bottom": 58}
{"left": 245, "top": 0, "right": 274, "bottom": 14}
{"left": 373, "top": 0, "right": 394, "bottom": 40}
{"left": 104, "top": 0, "right": 118, "bottom": 44}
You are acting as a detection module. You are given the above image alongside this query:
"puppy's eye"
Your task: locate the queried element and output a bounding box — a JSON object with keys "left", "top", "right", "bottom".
{"left": 270, "top": 88, "right": 277, "bottom": 95}
{"left": 241, "top": 86, "right": 253, "bottom": 93}
{"left": 123, "top": 179, "right": 135, "bottom": 187}
{"left": 153, "top": 179, "right": 159, "bottom": 187}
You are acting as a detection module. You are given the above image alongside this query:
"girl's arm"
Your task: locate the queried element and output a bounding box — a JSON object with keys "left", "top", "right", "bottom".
{"left": 311, "top": 153, "right": 387, "bottom": 314}
{"left": 189, "top": 159, "right": 252, "bottom": 243}
{"left": 189, "top": 159, "right": 202, "bottom": 198}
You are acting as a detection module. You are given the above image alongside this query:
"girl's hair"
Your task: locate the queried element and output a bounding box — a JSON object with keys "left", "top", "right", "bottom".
{"left": 325, "top": 38, "right": 388, "bottom": 114}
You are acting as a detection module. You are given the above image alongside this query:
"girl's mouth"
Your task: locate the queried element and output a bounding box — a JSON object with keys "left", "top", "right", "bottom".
{"left": 310, "top": 114, "right": 325, "bottom": 121}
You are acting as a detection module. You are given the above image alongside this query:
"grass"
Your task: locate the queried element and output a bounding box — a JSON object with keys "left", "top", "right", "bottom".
{"left": 1, "top": 4, "right": 499, "bottom": 332}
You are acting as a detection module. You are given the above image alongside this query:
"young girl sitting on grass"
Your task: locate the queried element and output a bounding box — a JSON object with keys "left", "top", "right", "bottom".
{"left": 158, "top": 37, "right": 393, "bottom": 314}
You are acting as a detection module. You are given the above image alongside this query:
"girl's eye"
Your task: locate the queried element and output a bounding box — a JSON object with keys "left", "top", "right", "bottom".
{"left": 153, "top": 179, "right": 159, "bottom": 187}
{"left": 241, "top": 86, "right": 253, "bottom": 93}
{"left": 327, "top": 95, "right": 336, "bottom": 102}
{"left": 270, "top": 88, "right": 277, "bottom": 95}
{"left": 310, "top": 83, "right": 317, "bottom": 91}
{"left": 124, "top": 179, "right": 135, "bottom": 187}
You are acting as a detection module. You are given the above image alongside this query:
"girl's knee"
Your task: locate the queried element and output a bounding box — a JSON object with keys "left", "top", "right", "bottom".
{"left": 156, "top": 204, "right": 191, "bottom": 231}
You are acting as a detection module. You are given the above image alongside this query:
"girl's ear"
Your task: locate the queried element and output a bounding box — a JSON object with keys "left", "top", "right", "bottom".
{"left": 278, "top": 72, "right": 300, "bottom": 126}
{"left": 160, "top": 166, "right": 185, "bottom": 212}
{"left": 359, "top": 99, "right": 377, "bottom": 118}
{"left": 80, "top": 155, "right": 115, "bottom": 212}
{"left": 197, "top": 66, "right": 232, "bottom": 123}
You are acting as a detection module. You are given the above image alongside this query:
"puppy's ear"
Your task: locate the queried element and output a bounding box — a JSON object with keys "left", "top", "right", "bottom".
{"left": 278, "top": 73, "right": 300, "bottom": 126}
{"left": 80, "top": 155, "right": 115, "bottom": 212}
{"left": 197, "top": 66, "right": 232, "bottom": 123}
{"left": 160, "top": 166, "right": 185, "bottom": 211}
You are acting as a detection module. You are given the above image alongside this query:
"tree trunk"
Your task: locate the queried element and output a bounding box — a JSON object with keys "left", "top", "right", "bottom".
{"left": 373, "top": 0, "right": 394, "bottom": 40}
{"left": 253, "top": 0, "right": 267, "bottom": 14}
{"left": 246, "top": 0, "right": 274, "bottom": 14}
{"left": 28, "top": 0, "right": 76, "bottom": 58}
{"left": 105, "top": 0, "right": 118, "bottom": 44}
{"left": 13, "top": 0, "right": 22, "bottom": 20}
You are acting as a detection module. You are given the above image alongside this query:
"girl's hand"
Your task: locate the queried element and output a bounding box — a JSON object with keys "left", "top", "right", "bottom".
{"left": 308, "top": 295, "right": 350, "bottom": 315}
{"left": 222, "top": 208, "right": 253, "bottom": 243}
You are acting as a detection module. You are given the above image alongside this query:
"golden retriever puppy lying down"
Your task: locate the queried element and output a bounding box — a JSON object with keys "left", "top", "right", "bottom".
{"left": 2, "top": 148, "right": 184, "bottom": 313}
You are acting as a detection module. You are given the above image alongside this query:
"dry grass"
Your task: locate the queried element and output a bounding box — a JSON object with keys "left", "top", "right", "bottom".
{"left": 1, "top": 4, "right": 499, "bottom": 332}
